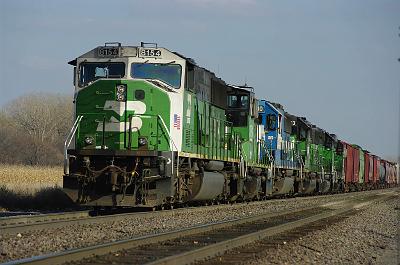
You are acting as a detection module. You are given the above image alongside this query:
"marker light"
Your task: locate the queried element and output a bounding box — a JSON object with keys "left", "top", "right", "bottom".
{"left": 116, "top": 84, "right": 127, "bottom": 101}
{"left": 84, "top": 136, "right": 94, "bottom": 145}
{"left": 138, "top": 137, "right": 148, "bottom": 146}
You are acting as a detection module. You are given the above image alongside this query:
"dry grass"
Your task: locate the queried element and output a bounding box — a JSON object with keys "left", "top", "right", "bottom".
{"left": 0, "top": 164, "right": 63, "bottom": 192}
{"left": 0, "top": 164, "right": 74, "bottom": 210}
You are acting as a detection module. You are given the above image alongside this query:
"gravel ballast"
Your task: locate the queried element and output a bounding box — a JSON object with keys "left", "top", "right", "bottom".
{"left": 246, "top": 193, "right": 399, "bottom": 265}
{"left": 0, "top": 189, "right": 397, "bottom": 263}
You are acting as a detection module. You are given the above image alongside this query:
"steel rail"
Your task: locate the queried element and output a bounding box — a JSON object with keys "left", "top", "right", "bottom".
{"left": 0, "top": 189, "right": 393, "bottom": 235}
{"left": 1, "top": 208, "right": 183, "bottom": 235}
{"left": 2, "top": 206, "right": 321, "bottom": 265}
{"left": 1, "top": 202, "right": 238, "bottom": 235}
{"left": 0, "top": 211, "right": 90, "bottom": 228}
{"left": 0, "top": 198, "right": 273, "bottom": 235}
{"left": 147, "top": 192, "right": 397, "bottom": 265}
{"left": 0, "top": 210, "right": 113, "bottom": 235}
{"left": 4, "top": 190, "right": 396, "bottom": 265}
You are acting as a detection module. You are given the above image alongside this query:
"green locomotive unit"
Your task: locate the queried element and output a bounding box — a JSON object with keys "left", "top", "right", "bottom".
{"left": 63, "top": 42, "right": 398, "bottom": 208}
{"left": 64, "top": 42, "right": 269, "bottom": 207}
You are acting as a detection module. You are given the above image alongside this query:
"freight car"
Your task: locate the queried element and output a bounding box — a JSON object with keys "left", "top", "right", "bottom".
{"left": 63, "top": 42, "right": 398, "bottom": 208}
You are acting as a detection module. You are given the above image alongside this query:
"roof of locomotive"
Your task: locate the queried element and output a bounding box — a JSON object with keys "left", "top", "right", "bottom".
{"left": 68, "top": 42, "right": 190, "bottom": 66}
{"left": 67, "top": 42, "right": 232, "bottom": 89}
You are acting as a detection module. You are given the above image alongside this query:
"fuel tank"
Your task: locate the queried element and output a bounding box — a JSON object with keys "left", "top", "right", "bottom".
{"left": 244, "top": 176, "right": 261, "bottom": 198}
{"left": 190, "top": 172, "right": 225, "bottom": 201}
{"left": 273, "top": 177, "right": 294, "bottom": 195}
{"left": 302, "top": 179, "right": 317, "bottom": 194}
{"left": 319, "top": 179, "right": 331, "bottom": 193}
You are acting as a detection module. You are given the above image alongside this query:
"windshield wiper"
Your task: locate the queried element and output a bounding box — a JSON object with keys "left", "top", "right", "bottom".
{"left": 107, "top": 74, "right": 123, "bottom": 78}
{"left": 147, "top": 79, "right": 175, "bottom": 92}
{"left": 136, "top": 60, "right": 149, "bottom": 67}
{"left": 161, "top": 60, "right": 176, "bottom": 65}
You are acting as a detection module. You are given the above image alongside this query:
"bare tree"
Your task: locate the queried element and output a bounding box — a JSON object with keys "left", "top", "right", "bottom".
{"left": 0, "top": 111, "right": 31, "bottom": 164}
{"left": 1, "top": 93, "right": 73, "bottom": 165}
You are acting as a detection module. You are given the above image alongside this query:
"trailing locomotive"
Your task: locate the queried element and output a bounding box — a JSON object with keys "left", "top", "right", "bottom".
{"left": 63, "top": 42, "right": 398, "bottom": 208}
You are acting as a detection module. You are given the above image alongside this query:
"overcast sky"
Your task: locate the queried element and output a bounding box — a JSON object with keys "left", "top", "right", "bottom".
{"left": 0, "top": 0, "right": 399, "bottom": 160}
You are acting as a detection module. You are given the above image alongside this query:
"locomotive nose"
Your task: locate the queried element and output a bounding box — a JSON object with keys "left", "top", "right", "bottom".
{"left": 75, "top": 79, "right": 171, "bottom": 153}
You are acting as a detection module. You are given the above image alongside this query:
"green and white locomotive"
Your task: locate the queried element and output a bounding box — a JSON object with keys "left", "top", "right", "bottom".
{"left": 64, "top": 42, "right": 271, "bottom": 207}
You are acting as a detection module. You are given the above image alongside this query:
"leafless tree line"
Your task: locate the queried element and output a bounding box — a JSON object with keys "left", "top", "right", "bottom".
{"left": 0, "top": 93, "right": 73, "bottom": 165}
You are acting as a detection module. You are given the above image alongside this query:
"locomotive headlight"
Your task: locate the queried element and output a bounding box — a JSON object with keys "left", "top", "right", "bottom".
{"left": 116, "top": 85, "right": 126, "bottom": 94}
{"left": 116, "top": 84, "right": 126, "bottom": 102}
{"left": 116, "top": 94, "right": 125, "bottom": 101}
{"left": 258, "top": 105, "right": 265, "bottom": 113}
{"left": 84, "top": 136, "right": 94, "bottom": 145}
{"left": 138, "top": 137, "right": 147, "bottom": 146}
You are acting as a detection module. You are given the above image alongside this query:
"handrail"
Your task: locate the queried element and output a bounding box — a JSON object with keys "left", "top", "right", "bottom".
{"left": 294, "top": 149, "right": 304, "bottom": 182}
{"left": 238, "top": 143, "right": 247, "bottom": 178}
{"left": 157, "top": 114, "right": 179, "bottom": 177}
{"left": 64, "top": 115, "right": 83, "bottom": 175}
{"left": 259, "top": 139, "right": 275, "bottom": 165}
{"left": 258, "top": 139, "right": 275, "bottom": 180}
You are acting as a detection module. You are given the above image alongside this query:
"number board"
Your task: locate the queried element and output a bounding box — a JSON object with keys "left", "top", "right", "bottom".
{"left": 98, "top": 47, "right": 120, "bottom": 57}
{"left": 139, "top": 48, "right": 162, "bottom": 58}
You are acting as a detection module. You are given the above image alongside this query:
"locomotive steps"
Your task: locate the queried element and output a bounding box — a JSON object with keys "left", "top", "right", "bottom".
{"left": 4, "top": 190, "right": 397, "bottom": 265}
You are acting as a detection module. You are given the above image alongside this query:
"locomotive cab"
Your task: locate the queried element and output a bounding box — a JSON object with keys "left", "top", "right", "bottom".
{"left": 226, "top": 85, "right": 257, "bottom": 128}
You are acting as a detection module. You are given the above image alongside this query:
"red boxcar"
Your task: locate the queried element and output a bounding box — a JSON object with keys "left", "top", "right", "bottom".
{"left": 364, "top": 152, "right": 370, "bottom": 184}
{"left": 353, "top": 148, "right": 360, "bottom": 183}
{"left": 343, "top": 141, "right": 354, "bottom": 184}
{"left": 368, "top": 155, "right": 373, "bottom": 183}
{"left": 376, "top": 157, "right": 381, "bottom": 183}
{"left": 372, "top": 156, "right": 379, "bottom": 184}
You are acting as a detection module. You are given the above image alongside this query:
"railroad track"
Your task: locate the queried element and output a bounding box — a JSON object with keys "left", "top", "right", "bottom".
{"left": 0, "top": 189, "right": 389, "bottom": 235}
{"left": 0, "top": 208, "right": 187, "bottom": 235}
{"left": 4, "top": 190, "right": 396, "bottom": 265}
{"left": 0, "top": 211, "right": 91, "bottom": 234}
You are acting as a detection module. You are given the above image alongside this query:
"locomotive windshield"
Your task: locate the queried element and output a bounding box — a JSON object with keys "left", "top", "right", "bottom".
{"left": 131, "top": 63, "right": 182, "bottom": 88}
{"left": 228, "top": 95, "right": 249, "bottom": 109}
{"left": 79, "top": 62, "right": 125, "bottom": 87}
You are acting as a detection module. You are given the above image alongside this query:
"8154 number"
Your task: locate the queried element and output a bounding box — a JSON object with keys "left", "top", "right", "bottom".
{"left": 140, "top": 49, "right": 162, "bottom": 57}
{"left": 98, "top": 47, "right": 119, "bottom": 57}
